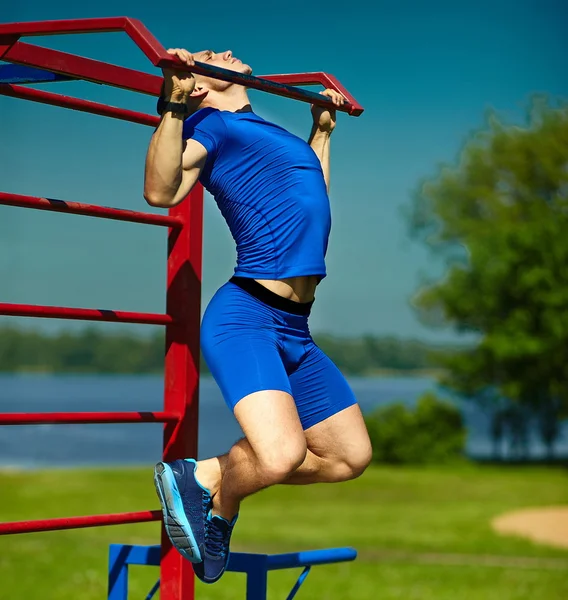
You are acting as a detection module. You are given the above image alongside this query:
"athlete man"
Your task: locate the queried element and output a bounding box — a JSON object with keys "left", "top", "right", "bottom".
{"left": 144, "top": 48, "right": 372, "bottom": 585}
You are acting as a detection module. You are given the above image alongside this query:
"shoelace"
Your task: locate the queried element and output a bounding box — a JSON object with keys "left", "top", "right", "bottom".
{"left": 202, "top": 493, "right": 210, "bottom": 517}
{"left": 206, "top": 519, "right": 230, "bottom": 558}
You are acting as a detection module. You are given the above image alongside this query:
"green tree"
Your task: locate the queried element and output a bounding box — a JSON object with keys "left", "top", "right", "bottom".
{"left": 365, "top": 392, "right": 465, "bottom": 464}
{"left": 409, "top": 97, "right": 568, "bottom": 458}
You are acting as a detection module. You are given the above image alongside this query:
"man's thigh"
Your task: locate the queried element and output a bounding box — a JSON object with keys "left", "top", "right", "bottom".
{"left": 234, "top": 390, "right": 307, "bottom": 470}
{"left": 289, "top": 343, "right": 371, "bottom": 465}
{"left": 289, "top": 343, "right": 358, "bottom": 431}
{"left": 304, "top": 404, "right": 371, "bottom": 465}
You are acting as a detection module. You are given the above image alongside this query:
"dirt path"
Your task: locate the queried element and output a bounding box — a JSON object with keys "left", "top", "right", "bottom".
{"left": 492, "top": 506, "right": 568, "bottom": 550}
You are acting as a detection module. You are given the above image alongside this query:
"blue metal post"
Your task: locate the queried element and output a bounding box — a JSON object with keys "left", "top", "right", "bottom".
{"left": 107, "top": 544, "right": 129, "bottom": 600}
{"left": 228, "top": 552, "right": 269, "bottom": 600}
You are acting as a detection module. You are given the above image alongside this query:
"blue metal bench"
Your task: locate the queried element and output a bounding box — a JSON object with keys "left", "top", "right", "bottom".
{"left": 108, "top": 543, "right": 357, "bottom": 600}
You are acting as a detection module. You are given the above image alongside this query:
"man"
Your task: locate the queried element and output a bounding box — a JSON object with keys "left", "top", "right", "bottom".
{"left": 144, "top": 48, "right": 372, "bottom": 585}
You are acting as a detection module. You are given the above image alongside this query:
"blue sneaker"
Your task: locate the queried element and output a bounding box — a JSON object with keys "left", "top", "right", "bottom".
{"left": 193, "top": 513, "right": 238, "bottom": 584}
{"left": 153, "top": 459, "right": 211, "bottom": 563}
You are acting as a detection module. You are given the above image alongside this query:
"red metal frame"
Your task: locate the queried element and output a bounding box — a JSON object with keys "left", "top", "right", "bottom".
{"left": 0, "top": 411, "right": 180, "bottom": 425}
{"left": 0, "top": 83, "right": 161, "bottom": 126}
{"left": 0, "top": 191, "right": 180, "bottom": 226}
{"left": 0, "top": 17, "right": 364, "bottom": 600}
{"left": 0, "top": 511, "right": 161, "bottom": 535}
{"left": 0, "top": 303, "right": 173, "bottom": 324}
{"left": 0, "top": 17, "right": 364, "bottom": 116}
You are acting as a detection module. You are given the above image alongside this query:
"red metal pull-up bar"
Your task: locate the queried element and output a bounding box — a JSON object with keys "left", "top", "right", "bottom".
{"left": 0, "top": 16, "right": 364, "bottom": 115}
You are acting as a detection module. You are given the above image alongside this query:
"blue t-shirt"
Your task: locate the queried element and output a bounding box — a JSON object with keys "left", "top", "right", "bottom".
{"left": 182, "top": 108, "right": 331, "bottom": 280}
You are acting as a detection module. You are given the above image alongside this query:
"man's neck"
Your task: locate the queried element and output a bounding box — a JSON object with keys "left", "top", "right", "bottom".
{"left": 203, "top": 88, "right": 252, "bottom": 113}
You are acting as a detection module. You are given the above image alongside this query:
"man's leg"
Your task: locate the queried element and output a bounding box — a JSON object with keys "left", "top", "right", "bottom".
{"left": 286, "top": 403, "right": 372, "bottom": 484}
{"left": 197, "top": 403, "right": 371, "bottom": 497}
{"left": 207, "top": 389, "right": 308, "bottom": 519}
{"left": 285, "top": 341, "right": 372, "bottom": 483}
{"left": 196, "top": 401, "right": 372, "bottom": 510}
{"left": 186, "top": 346, "right": 371, "bottom": 583}
{"left": 186, "top": 388, "right": 316, "bottom": 584}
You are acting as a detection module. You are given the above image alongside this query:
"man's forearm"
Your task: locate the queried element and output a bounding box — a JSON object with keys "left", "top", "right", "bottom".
{"left": 144, "top": 113, "right": 186, "bottom": 206}
{"left": 309, "top": 127, "right": 331, "bottom": 192}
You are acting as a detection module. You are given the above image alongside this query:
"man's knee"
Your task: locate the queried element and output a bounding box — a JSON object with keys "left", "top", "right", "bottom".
{"left": 257, "top": 442, "right": 307, "bottom": 485}
{"left": 347, "top": 442, "right": 373, "bottom": 479}
{"left": 329, "top": 442, "right": 373, "bottom": 482}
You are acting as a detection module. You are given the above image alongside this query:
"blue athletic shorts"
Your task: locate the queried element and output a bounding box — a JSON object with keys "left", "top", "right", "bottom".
{"left": 201, "top": 277, "right": 357, "bottom": 430}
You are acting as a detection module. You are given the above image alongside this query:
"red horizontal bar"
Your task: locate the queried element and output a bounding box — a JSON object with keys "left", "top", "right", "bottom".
{"left": 0, "top": 17, "right": 132, "bottom": 37}
{"left": 0, "top": 17, "right": 167, "bottom": 72}
{"left": 0, "top": 303, "right": 173, "bottom": 325}
{"left": 0, "top": 510, "right": 161, "bottom": 535}
{"left": 0, "top": 84, "right": 160, "bottom": 126}
{"left": 0, "top": 19, "right": 363, "bottom": 114}
{"left": 158, "top": 57, "right": 362, "bottom": 116}
{"left": 262, "top": 72, "right": 363, "bottom": 117}
{"left": 5, "top": 40, "right": 362, "bottom": 115}
{"left": 3, "top": 41, "right": 162, "bottom": 95}
{"left": 0, "top": 411, "right": 180, "bottom": 425}
{"left": 0, "top": 191, "right": 179, "bottom": 226}
{"left": 0, "top": 17, "right": 363, "bottom": 115}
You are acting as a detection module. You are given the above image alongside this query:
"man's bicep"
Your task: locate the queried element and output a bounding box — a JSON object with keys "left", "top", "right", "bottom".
{"left": 167, "top": 139, "right": 208, "bottom": 205}
{"left": 182, "top": 138, "right": 208, "bottom": 171}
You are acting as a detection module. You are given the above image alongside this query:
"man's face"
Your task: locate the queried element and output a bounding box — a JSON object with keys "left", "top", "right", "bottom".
{"left": 194, "top": 49, "right": 252, "bottom": 76}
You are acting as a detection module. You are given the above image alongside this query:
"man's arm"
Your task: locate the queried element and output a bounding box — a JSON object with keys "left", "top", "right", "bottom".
{"left": 308, "top": 127, "right": 332, "bottom": 191}
{"left": 144, "top": 114, "right": 207, "bottom": 208}
{"left": 144, "top": 47, "right": 206, "bottom": 208}
{"left": 308, "top": 89, "right": 345, "bottom": 193}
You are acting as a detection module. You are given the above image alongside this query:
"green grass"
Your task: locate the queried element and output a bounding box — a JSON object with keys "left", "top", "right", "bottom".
{"left": 1, "top": 464, "right": 568, "bottom": 599}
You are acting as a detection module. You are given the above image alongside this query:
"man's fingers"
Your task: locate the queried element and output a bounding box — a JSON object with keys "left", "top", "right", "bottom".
{"left": 166, "top": 47, "right": 195, "bottom": 67}
{"left": 180, "top": 49, "right": 195, "bottom": 66}
{"left": 319, "top": 89, "right": 346, "bottom": 107}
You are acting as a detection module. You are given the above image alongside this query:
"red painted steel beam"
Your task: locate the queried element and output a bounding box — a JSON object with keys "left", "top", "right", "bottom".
{"left": 0, "top": 17, "right": 137, "bottom": 37}
{"left": 3, "top": 41, "right": 162, "bottom": 95}
{"left": 262, "top": 72, "right": 363, "bottom": 117}
{"left": 0, "top": 303, "right": 173, "bottom": 325}
{"left": 0, "top": 510, "right": 161, "bottom": 535}
{"left": 0, "top": 17, "right": 165, "bottom": 66}
{"left": 0, "top": 17, "right": 363, "bottom": 115}
{"left": 0, "top": 411, "right": 180, "bottom": 425}
{"left": 159, "top": 187, "right": 204, "bottom": 600}
{"left": 0, "top": 35, "right": 19, "bottom": 59}
{"left": 0, "top": 84, "right": 160, "bottom": 127}
{"left": 157, "top": 57, "right": 364, "bottom": 116}
{"left": 3, "top": 40, "right": 363, "bottom": 115}
{"left": 0, "top": 191, "right": 179, "bottom": 227}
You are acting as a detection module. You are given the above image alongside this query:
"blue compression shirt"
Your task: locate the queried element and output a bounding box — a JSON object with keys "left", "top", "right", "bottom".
{"left": 182, "top": 108, "right": 331, "bottom": 280}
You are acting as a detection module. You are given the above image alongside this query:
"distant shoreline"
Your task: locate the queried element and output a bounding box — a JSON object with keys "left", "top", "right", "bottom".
{"left": 0, "top": 369, "right": 445, "bottom": 379}
{"left": 0, "top": 327, "right": 456, "bottom": 376}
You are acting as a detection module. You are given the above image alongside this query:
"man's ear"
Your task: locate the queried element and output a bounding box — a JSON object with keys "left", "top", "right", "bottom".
{"left": 190, "top": 86, "right": 209, "bottom": 100}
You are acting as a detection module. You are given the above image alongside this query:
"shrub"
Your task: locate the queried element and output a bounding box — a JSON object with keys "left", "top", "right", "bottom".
{"left": 365, "top": 392, "right": 466, "bottom": 464}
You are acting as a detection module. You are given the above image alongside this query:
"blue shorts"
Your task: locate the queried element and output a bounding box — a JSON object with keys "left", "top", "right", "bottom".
{"left": 201, "top": 278, "right": 357, "bottom": 430}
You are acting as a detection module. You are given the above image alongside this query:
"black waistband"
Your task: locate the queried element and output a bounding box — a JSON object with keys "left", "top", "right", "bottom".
{"left": 229, "top": 277, "right": 314, "bottom": 316}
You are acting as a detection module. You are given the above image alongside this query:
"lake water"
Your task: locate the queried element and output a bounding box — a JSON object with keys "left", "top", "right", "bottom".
{"left": 0, "top": 374, "right": 566, "bottom": 469}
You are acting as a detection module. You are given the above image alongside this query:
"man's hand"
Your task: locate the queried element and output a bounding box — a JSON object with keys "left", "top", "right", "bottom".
{"left": 162, "top": 48, "right": 197, "bottom": 102}
{"left": 311, "top": 89, "right": 345, "bottom": 134}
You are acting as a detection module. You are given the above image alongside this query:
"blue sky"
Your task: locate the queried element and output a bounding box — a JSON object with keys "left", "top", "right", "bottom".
{"left": 1, "top": 0, "right": 566, "bottom": 340}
